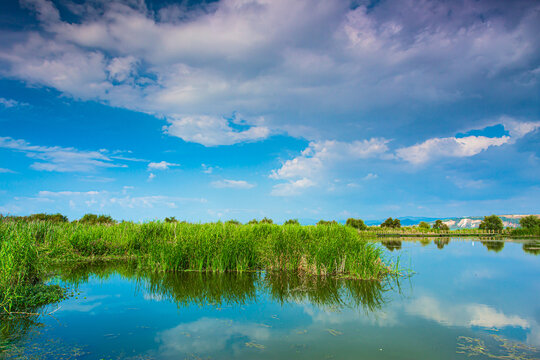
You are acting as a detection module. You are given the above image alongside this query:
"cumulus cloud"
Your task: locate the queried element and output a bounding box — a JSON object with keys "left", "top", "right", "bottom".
{"left": 270, "top": 178, "right": 315, "bottom": 196}
{"left": 1, "top": 0, "right": 538, "bottom": 145}
{"left": 211, "top": 179, "right": 255, "bottom": 189}
{"left": 270, "top": 138, "right": 389, "bottom": 195}
{"left": 396, "top": 117, "right": 540, "bottom": 164}
{"left": 396, "top": 135, "right": 511, "bottom": 164}
{"left": 165, "top": 115, "right": 270, "bottom": 146}
{"left": 147, "top": 161, "right": 180, "bottom": 171}
{"left": 157, "top": 318, "right": 270, "bottom": 356}
{"left": 0, "top": 136, "right": 125, "bottom": 172}
{"left": 406, "top": 296, "right": 530, "bottom": 329}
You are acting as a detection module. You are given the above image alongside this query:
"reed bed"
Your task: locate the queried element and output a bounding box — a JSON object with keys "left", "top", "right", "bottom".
{"left": 0, "top": 221, "right": 393, "bottom": 312}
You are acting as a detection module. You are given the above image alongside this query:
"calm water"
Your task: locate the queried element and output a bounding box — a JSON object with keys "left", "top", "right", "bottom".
{"left": 2, "top": 238, "right": 539, "bottom": 359}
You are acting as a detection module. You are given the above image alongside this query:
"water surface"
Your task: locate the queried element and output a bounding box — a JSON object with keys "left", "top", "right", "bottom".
{"left": 2, "top": 238, "right": 539, "bottom": 359}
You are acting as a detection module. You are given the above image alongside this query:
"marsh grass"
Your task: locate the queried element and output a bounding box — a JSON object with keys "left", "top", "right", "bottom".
{"left": 0, "top": 220, "right": 396, "bottom": 313}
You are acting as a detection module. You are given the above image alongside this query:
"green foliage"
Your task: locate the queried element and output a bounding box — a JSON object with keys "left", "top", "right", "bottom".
{"left": 284, "top": 219, "right": 300, "bottom": 225}
{"left": 260, "top": 217, "right": 273, "bottom": 224}
{"left": 0, "top": 213, "right": 68, "bottom": 223}
{"left": 479, "top": 215, "right": 503, "bottom": 232}
{"left": 0, "top": 220, "right": 392, "bottom": 312}
{"left": 317, "top": 220, "right": 338, "bottom": 226}
{"left": 433, "top": 220, "right": 449, "bottom": 231}
{"left": 247, "top": 219, "right": 259, "bottom": 225}
{"left": 225, "top": 219, "right": 242, "bottom": 225}
{"left": 519, "top": 215, "right": 540, "bottom": 229}
{"left": 164, "top": 216, "right": 178, "bottom": 223}
{"left": 381, "top": 217, "right": 401, "bottom": 229}
{"left": 346, "top": 218, "right": 367, "bottom": 230}
{"left": 78, "top": 214, "right": 116, "bottom": 225}
{"left": 418, "top": 221, "right": 430, "bottom": 230}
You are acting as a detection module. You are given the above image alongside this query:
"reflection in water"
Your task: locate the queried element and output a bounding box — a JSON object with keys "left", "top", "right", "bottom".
{"left": 434, "top": 238, "right": 450, "bottom": 249}
{"left": 1, "top": 262, "right": 396, "bottom": 355}
{"left": 2, "top": 239, "right": 539, "bottom": 359}
{"left": 522, "top": 241, "right": 540, "bottom": 255}
{"left": 381, "top": 240, "right": 402, "bottom": 251}
{"left": 481, "top": 240, "right": 505, "bottom": 253}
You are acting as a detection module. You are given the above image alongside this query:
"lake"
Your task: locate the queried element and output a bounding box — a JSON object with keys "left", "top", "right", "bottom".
{"left": 1, "top": 238, "right": 539, "bottom": 359}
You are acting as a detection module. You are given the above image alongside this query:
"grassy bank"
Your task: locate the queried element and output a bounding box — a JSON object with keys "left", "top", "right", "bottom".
{"left": 0, "top": 221, "right": 393, "bottom": 313}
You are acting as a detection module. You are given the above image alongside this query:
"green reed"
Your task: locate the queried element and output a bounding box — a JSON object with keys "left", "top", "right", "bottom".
{"left": 0, "top": 220, "right": 396, "bottom": 312}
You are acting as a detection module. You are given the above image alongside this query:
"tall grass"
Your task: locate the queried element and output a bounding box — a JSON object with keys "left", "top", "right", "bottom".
{"left": 0, "top": 220, "right": 394, "bottom": 312}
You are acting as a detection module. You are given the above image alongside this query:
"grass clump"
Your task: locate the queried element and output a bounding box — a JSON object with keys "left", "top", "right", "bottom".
{"left": 0, "top": 219, "right": 395, "bottom": 313}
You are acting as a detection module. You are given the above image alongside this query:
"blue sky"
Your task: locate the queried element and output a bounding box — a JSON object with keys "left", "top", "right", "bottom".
{"left": 0, "top": 0, "right": 539, "bottom": 222}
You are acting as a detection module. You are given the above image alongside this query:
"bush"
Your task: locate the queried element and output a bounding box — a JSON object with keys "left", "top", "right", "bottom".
{"left": 78, "top": 214, "right": 116, "bottom": 225}
{"left": 381, "top": 217, "right": 400, "bottom": 229}
{"left": 247, "top": 219, "right": 259, "bottom": 225}
{"left": 225, "top": 219, "right": 242, "bottom": 225}
{"left": 260, "top": 217, "right": 273, "bottom": 224}
{"left": 317, "top": 220, "right": 338, "bottom": 226}
{"left": 418, "top": 221, "right": 430, "bottom": 230}
{"left": 479, "top": 215, "right": 503, "bottom": 232}
{"left": 520, "top": 215, "right": 540, "bottom": 229}
{"left": 284, "top": 219, "right": 300, "bottom": 225}
{"left": 433, "top": 220, "right": 449, "bottom": 231}
{"left": 346, "top": 218, "right": 367, "bottom": 230}
{"left": 164, "top": 217, "right": 178, "bottom": 223}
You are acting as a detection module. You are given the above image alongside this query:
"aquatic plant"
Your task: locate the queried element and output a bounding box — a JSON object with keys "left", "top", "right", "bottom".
{"left": 0, "top": 220, "right": 394, "bottom": 312}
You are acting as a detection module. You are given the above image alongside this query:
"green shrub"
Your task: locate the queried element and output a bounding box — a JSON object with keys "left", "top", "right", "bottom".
{"left": 346, "top": 218, "right": 367, "bottom": 230}
{"left": 479, "top": 215, "right": 503, "bottom": 232}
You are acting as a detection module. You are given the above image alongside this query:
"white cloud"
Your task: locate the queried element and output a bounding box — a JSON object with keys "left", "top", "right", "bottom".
{"left": 362, "top": 173, "right": 378, "bottom": 181}
{"left": 157, "top": 318, "right": 270, "bottom": 356}
{"left": 406, "top": 296, "right": 530, "bottom": 329}
{"left": 148, "top": 173, "right": 156, "bottom": 181}
{"left": 211, "top": 179, "right": 255, "bottom": 189}
{"left": 270, "top": 138, "right": 389, "bottom": 195}
{"left": 0, "top": 98, "right": 29, "bottom": 108}
{"left": 0, "top": 168, "right": 16, "bottom": 173}
{"left": 165, "top": 115, "right": 270, "bottom": 146}
{"left": 2, "top": 0, "right": 538, "bottom": 146}
{"left": 271, "top": 178, "right": 315, "bottom": 196}
{"left": 396, "top": 117, "right": 540, "bottom": 164}
{"left": 0, "top": 136, "right": 125, "bottom": 172}
{"left": 147, "top": 161, "right": 180, "bottom": 171}
{"left": 396, "top": 135, "right": 511, "bottom": 164}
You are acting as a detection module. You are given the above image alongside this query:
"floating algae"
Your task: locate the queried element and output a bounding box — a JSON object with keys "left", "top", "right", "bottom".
{"left": 325, "top": 328, "right": 343, "bottom": 336}
{"left": 245, "top": 342, "right": 265, "bottom": 350}
{"left": 456, "top": 335, "right": 539, "bottom": 359}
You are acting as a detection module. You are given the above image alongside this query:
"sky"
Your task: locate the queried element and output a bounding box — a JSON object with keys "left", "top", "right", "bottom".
{"left": 0, "top": 0, "right": 539, "bottom": 223}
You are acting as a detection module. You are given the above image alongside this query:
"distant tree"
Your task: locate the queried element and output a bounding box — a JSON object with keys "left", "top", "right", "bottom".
{"left": 225, "top": 219, "right": 241, "bottom": 225}
{"left": 78, "top": 214, "right": 115, "bottom": 225}
{"left": 164, "top": 216, "right": 178, "bottom": 223}
{"left": 520, "top": 215, "right": 540, "bottom": 229}
{"left": 479, "top": 215, "right": 503, "bottom": 232}
{"left": 346, "top": 218, "right": 367, "bottom": 230}
{"left": 317, "top": 220, "right": 338, "bottom": 226}
{"left": 260, "top": 217, "right": 273, "bottom": 224}
{"left": 28, "top": 213, "right": 68, "bottom": 223}
{"left": 248, "top": 219, "right": 259, "bottom": 225}
{"left": 418, "top": 221, "right": 430, "bottom": 230}
{"left": 284, "top": 219, "right": 300, "bottom": 225}
{"left": 433, "top": 220, "right": 449, "bottom": 231}
{"left": 381, "top": 217, "right": 394, "bottom": 228}
{"left": 381, "top": 217, "right": 400, "bottom": 229}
